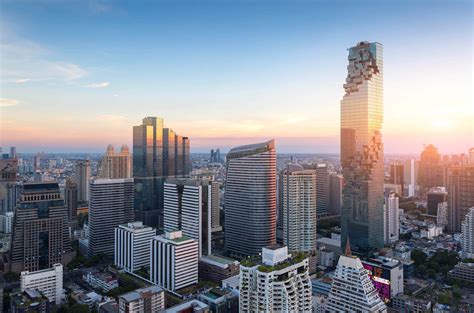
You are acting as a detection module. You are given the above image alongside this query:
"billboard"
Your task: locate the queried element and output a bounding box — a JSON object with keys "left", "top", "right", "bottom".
{"left": 362, "top": 262, "right": 391, "bottom": 303}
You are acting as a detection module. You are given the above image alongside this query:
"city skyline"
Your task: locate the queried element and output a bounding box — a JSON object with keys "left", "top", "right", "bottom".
{"left": 1, "top": 1, "right": 472, "bottom": 154}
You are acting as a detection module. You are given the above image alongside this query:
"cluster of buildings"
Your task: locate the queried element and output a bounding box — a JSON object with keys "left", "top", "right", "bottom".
{"left": 1, "top": 40, "right": 474, "bottom": 313}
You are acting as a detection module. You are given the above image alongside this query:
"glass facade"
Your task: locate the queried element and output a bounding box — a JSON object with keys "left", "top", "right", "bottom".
{"left": 340, "top": 42, "right": 384, "bottom": 256}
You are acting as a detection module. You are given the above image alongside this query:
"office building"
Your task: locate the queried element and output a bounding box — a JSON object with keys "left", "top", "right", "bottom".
{"left": 392, "top": 294, "right": 431, "bottom": 313}
{"left": 119, "top": 286, "right": 165, "bottom": 313}
{"left": 98, "top": 144, "right": 132, "bottom": 179}
{"left": 21, "top": 263, "right": 64, "bottom": 305}
{"left": 447, "top": 165, "right": 474, "bottom": 232}
{"left": 11, "top": 183, "right": 73, "bottom": 272}
{"left": 427, "top": 187, "right": 448, "bottom": 216}
{"left": 437, "top": 202, "right": 449, "bottom": 227}
{"left": 198, "top": 255, "right": 240, "bottom": 285}
{"left": 225, "top": 140, "right": 276, "bottom": 258}
{"left": 239, "top": 246, "right": 312, "bottom": 312}
{"left": 327, "top": 253, "right": 387, "bottom": 312}
{"left": 419, "top": 145, "right": 447, "bottom": 193}
{"left": 11, "top": 289, "right": 51, "bottom": 313}
{"left": 0, "top": 158, "right": 18, "bottom": 214}
{"left": 150, "top": 231, "right": 199, "bottom": 291}
{"left": 10, "top": 147, "right": 17, "bottom": 159}
{"left": 210, "top": 181, "right": 221, "bottom": 232}
{"left": 390, "top": 162, "right": 404, "bottom": 194}
{"left": 340, "top": 41, "right": 384, "bottom": 256}
{"left": 0, "top": 211, "right": 14, "bottom": 233}
{"left": 448, "top": 261, "right": 474, "bottom": 283}
{"left": 164, "top": 178, "right": 216, "bottom": 256}
{"left": 64, "top": 179, "right": 78, "bottom": 221}
{"left": 76, "top": 160, "right": 91, "bottom": 203}
{"left": 133, "top": 117, "right": 191, "bottom": 229}
{"left": 384, "top": 192, "right": 399, "bottom": 244}
{"left": 114, "top": 222, "right": 156, "bottom": 273}
{"left": 329, "top": 172, "right": 343, "bottom": 215}
{"left": 361, "top": 256, "right": 404, "bottom": 303}
{"left": 281, "top": 164, "right": 317, "bottom": 271}
{"left": 461, "top": 208, "right": 474, "bottom": 259}
{"left": 315, "top": 164, "right": 329, "bottom": 215}
{"left": 89, "top": 178, "right": 134, "bottom": 258}
{"left": 404, "top": 159, "right": 418, "bottom": 197}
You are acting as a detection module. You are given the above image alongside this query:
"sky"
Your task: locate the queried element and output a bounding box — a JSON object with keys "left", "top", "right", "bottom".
{"left": 0, "top": 0, "right": 472, "bottom": 154}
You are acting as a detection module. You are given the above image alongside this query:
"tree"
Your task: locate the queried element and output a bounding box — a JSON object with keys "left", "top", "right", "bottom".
{"left": 427, "top": 269, "right": 436, "bottom": 279}
{"left": 69, "top": 304, "right": 89, "bottom": 313}
{"left": 411, "top": 249, "right": 427, "bottom": 266}
{"left": 438, "top": 292, "right": 450, "bottom": 305}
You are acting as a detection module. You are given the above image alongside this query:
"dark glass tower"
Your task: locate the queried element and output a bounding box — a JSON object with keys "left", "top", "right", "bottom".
{"left": 340, "top": 42, "right": 384, "bottom": 256}
{"left": 133, "top": 117, "right": 191, "bottom": 229}
{"left": 224, "top": 140, "right": 276, "bottom": 258}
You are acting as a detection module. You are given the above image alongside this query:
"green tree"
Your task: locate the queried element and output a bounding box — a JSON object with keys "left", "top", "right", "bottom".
{"left": 427, "top": 269, "right": 437, "bottom": 279}
{"left": 69, "top": 304, "right": 89, "bottom": 313}
{"left": 438, "top": 292, "right": 450, "bottom": 305}
{"left": 411, "top": 249, "right": 427, "bottom": 266}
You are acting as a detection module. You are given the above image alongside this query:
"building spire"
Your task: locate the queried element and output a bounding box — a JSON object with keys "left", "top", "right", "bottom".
{"left": 345, "top": 237, "right": 352, "bottom": 256}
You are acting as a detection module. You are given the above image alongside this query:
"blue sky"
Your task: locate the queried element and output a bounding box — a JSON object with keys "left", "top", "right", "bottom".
{"left": 0, "top": 0, "right": 472, "bottom": 153}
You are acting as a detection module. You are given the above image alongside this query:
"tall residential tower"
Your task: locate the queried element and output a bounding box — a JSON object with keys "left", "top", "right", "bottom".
{"left": 340, "top": 41, "right": 384, "bottom": 256}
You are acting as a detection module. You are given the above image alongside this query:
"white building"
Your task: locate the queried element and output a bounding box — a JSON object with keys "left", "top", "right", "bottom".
{"left": 0, "top": 211, "right": 13, "bottom": 233}
{"left": 461, "top": 208, "right": 474, "bottom": 259}
{"left": 150, "top": 231, "right": 199, "bottom": 291}
{"left": 384, "top": 192, "right": 399, "bottom": 244}
{"left": 327, "top": 254, "right": 387, "bottom": 312}
{"left": 164, "top": 178, "right": 216, "bottom": 256}
{"left": 437, "top": 202, "right": 449, "bottom": 227}
{"left": 21, "top": 263, "right": 64, "bottom": 305}
{"left": 114, "top": 221, "right": 156, "bottom": 273}
{"left": 119, "top": 286, "right": 165, "bottom": 313}
{"left": 84, "top": 271, "right": 119, "bottom": 292}
{"left": 281, "top": 164, "right": 317, "bottom": 253}
{"left": 239, "top": 246, "right": 312, "bottom": 312}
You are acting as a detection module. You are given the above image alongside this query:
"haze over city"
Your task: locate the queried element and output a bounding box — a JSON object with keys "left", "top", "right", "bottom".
{"left": 1, "top": 0, "right": 472, "bottom": 154}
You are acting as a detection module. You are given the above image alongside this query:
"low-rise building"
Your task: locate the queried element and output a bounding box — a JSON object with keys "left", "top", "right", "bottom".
{"left": 197, "top": 288, "right": 238, "bottom": 313}
{"left": 392, "top": 294, "right": 431, "bottom": 312}
{"left": 198, "top": 255, "right": 239, "bottom": 285}
{"left": 84, "top": 271, "right": 119, "bottom": 292}
{"left": 20, "top": 264, "right": 64, "bottom": 305}
{"left": 165, "top": 300, "right": 209, "bottom": 313}
{"left": 119, "top": 286, "right": 165, "bottom": 313}
{"left": 448, "top": 261, "right": 474, "bottom": 283}
{"left": 361, "top": 256, "right": 404, "bottom": 303}
{"left": 11, "top": 289, "right": 51, "bottom": 313}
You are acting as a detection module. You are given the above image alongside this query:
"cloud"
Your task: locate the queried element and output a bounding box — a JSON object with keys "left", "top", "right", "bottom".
{"left": 14, "top": 78, "right": 31, "bottom": 83}
{"left": 0, "top": 98, "right": 19, "bottom": 107}
{"left": 89, "top": 0, "right": 112, "bottom": 13}
{"left": 52, "top": 62, "right": 87, "bottom": 80}
{"left": 85, "top": 82, "right": 110, "bottom": 88}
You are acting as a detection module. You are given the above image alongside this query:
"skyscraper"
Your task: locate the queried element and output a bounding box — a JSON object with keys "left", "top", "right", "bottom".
{"left": 163, "top": 178, "right": 215, "bottom": 256}
{"left": 384, "top": 192, "right": 399, "bottom": 244}
{"left": 224, "top": 140, "right": 276, "bottom": 258}
{"left": 75, "top": 160, "right": 90, "bottom": 204}
{"left": 11, "top": 183, "right": 73, "bottom": 272}
{"left": 403, "top": 159, "right": 418, "bottom": 197}
{"left": 419, "top": 144, "right": 445, "bottom": 193}
{"left": 316, "top": 164, "right": 329, "bottom": 216}
{"left": 461, "top": 208, "right": 474, "bottom": 259}
{"left": 447, "top": 165, "right": 474, "bottom": 232}
{"left": 340, "top": 41, "right": 384, "bottom": 256}
{"left": 0, "top": 158, "right": 18, "bottom": 214}
{"left": 329, "top": 172, "right": 343, "bottom": 215}
{"left": 281, "top": 164, "right": 317, "bottom": 253}
{"left": 97, "top": 144, "right": 132, "bottom": 179}
{"left": 133, "top": 117, "right": 191, "bottom": 229}
{"left": 426, "top": 187, "right": 447, "bottom": 216}
{"left": 64, "top": 179, "right": 78, "bottom": 221}
{"left": 390, "top": 162, "right": 404, "bottom": 194}
{"left": 89, "top": 178, "right": 134, "bottom": 258}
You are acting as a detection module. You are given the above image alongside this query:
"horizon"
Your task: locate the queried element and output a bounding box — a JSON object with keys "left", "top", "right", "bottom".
{"left": 1, "top": 0, "right": 472, "bottom": 154}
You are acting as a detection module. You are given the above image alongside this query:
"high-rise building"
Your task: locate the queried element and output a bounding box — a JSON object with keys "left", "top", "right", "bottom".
{"left": 114, "top": 222, "right": 156, "bottom": 274}
{"left": 163, "top": 178, "right": 216, "bottom": 256}
{"left": 403, "top": 159, "right": 418, "bottom": 197}
{"left": 384, "top": 192, "right": 399, "bottom": 244}
{"left": 329, "top": 172, "right": 343, "bottom": 215}
{"left": 20, "top": 263, "right": 64, "bottom": 305}
{"left": 210, "top": 181, "right": 221, "bottom": 232}
{"left": 390, "top": 162, "right": 404, "bottom": 194}
{"left": 315, "top": 164, "right": 329, "bottom": 216}
{"left": 89, "top": 178, "right": 134, "bottom": 258}
{"left": 327, "top": 252, "right": 387, "bottom": 312}
{"left": 281, "top": 164, "right": 317, "bottom": 255}
{"left": 419, "top": 145, "right": 446, "bottom": 193}
{"left": 461, "top": 208, "right": 474, "bottom": 259}
{"left": 76, "top": 160, "right": 91, "bottom": 203}
{"left": 426, "top": 187, "right": 447, "bottom": 216}
{"left": 98, "top": 144, "right": 132, "bottom": 179}
{"left": 470, "top": 148, "right": 474, "bottom": 165}
{"left": 447, "top": 165, "right": 474, "bottom": 232}
{"left": 239, "top": 246, "right": 312, "bottom": 312}
{"left": 225, "top": 140, "right": 276, "bottom": 258}
{"left": 11, "top": 183, "right": 73, "bottom": 272}
{"left": 0, "top": 159, "right": 18, "bottom": 215}
{"left": 133, "top": 117, "right": 191, "bottom": 229}
{"left": 10, "top": 147, "right": 17, "bottom": 159}
{"left": 340, "top": 41, "right": 384, "bottom": 256}
{"left": 149, "top": 231, "right": 199, "bottom": 291}
{"left": 119, "top": 286, "right": 165, "bottom": 313}
{"left": 64, "top": 179, "right": 78, "bottom": 221}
